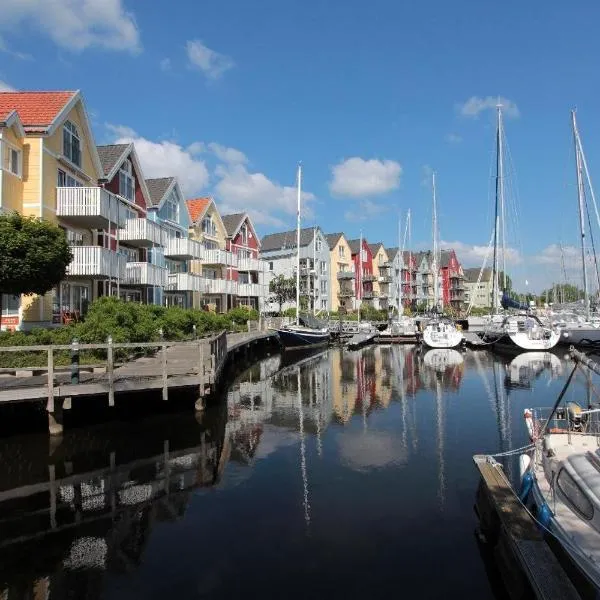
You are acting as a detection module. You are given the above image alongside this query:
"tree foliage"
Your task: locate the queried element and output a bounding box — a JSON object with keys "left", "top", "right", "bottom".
{"left": 269, "top": 274, "right": 296, "bottom": 312}
{"left": 0, "top": 212, "right": 72, "bottom": 298}
{"left": 539, "top": 283, "right": 585, "bottom": 304}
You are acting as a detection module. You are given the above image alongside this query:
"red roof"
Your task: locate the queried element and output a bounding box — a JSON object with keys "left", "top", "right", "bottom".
{"left": 187, "top": 197, "right": 211, "bottom": 222}
{"left": 0, "top": 91, "right": 76, "bottom": 129}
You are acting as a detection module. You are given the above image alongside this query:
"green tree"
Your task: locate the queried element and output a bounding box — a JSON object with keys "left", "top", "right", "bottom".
{"left": 539, "top": 283, "right": 585, "bottom": 304}
{"left": 269, "top": 274, "right": 296, "bottom": 313}
{"left": 0, "top": 212, "right": 72, "bottom": 311}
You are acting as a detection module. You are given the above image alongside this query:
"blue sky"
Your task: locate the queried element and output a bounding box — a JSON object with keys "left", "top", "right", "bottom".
{"left": 1, "top": 0, "right": 600, "bottom": 291}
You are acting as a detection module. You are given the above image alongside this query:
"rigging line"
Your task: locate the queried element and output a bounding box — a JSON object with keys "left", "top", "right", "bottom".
{"left": 584, "top": 186, "right": 600, "bottom": 294}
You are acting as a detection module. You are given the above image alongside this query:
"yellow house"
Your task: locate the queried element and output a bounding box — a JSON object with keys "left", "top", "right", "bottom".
{"left": 325, "top": 232, "right": 354, "bottom": 312}
{"left": 0, "top": 90, "right": 105, "bottom": 329}
{"left": 369, "top": 243, "right": 391, "bottom": 311}
{"left": 186, "top": 197, "right": 232, "bottom": 312}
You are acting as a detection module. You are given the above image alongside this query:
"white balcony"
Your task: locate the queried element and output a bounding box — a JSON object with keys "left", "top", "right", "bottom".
{"left": 165, "top": 237, "right": 203, "bottom": 260}
{"left": 201, "top": 249, "right": 235, "bottom": 266}
{"left": 237, "top": 256, "right": 262, "bottom": 272}
{"left": 124, "top": 262, "right": 168, "bottom": 287}
{"left": 66, "top": 246, "right": 126, "bottom": 279}
{"left": 120, "top": 219, "right": 166, "bottom": 248}
{"left": 57, "top": 187, "right": 127, "bottom": 229}
{"left": 167, "top": 272, "right": 204, "bottom": 292}
{"left": 237, "top": 283, "right": 264, "bottom": 297}
{"left": 199, "top": 277, "right": 237, "bottom": 295}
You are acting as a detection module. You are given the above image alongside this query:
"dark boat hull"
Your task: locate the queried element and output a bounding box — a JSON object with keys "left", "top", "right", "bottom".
{"left": 277, "top": 328, "right": 330, "bottom": 350}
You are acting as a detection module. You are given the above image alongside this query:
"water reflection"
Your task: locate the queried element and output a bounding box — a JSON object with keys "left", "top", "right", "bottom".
{"left": 0, "top": 346, "right": 582, "bottom": 599}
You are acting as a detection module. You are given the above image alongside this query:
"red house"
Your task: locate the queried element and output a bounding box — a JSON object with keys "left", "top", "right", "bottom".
{"left": 348, "top": 238, "right": 374, "bottom": 303}
{"left": 401, "top": 251, "right": 418, "bottom": 306}
{"left": 439, "top": 250, "right": 465, "bottom": 310}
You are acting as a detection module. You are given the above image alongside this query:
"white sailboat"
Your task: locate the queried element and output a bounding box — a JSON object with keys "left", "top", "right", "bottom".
{"left": 558, "top": 111, "right": 600, "bottom": 347}
{"left": 484, "top": 105, "right": 560, "bottom": 351}
{"left": 422, "top": 172, "right": 464, "bottom": 349}
{"left": 276, "top": 164, "right": 330, "bottom": 350}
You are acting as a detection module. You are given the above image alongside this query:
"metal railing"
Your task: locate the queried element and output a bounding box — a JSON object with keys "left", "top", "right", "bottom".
{"left": 124, "top": 262, "right": 168, "bottom": 287}
{"left": 337, "top": 271, "right": 355, "bottom": 280}
{"left": 121, "top": 218, "right": 166, "bottom": 247}
{"left": 67, "top": 246, "right": 127, "bottom": 279}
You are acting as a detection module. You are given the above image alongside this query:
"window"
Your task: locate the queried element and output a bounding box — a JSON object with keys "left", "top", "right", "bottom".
{"left": 316, "top": 238, "right": 322, "bottom": 251}
{"left": 166, "top": 259, "right": 184, "bottom": 274}
{"left": 2, "top": 144, "right": 21, "bottom": 177}
{"left": 63, "top": 120, "right": 81, "bottom": 167}
{"left": 57, "top": 169, "right": 82, "bottom": 188}
{"left": 320, "top": 280, "right": 327, "bottom": 293}
{"left": 124, "top": 206, "right": 138, "bottom": 221}
{"left": 557, "top": 468, "right": 594, "bottom": 520}
{"left": 269, "top": 261, "right": 274, "bottom": 271}
{"left": 1, "top": 294, "right": 19, "bottom": 316}
{"left": 202, "top": 215, "right": 216, "bottom": 236}
{"left": 338, "top": 245, "right": 345, "bottom": 258}
{"left": 240, "top": 223, "right": 248, "bottom": 245}
{"left": 66, "top": 229, "right": 84, "bottom": 246}
{"left": 321, "top": 299, "right": 327, "bottom": 309}
{"left": 164, "top": 189, "right": 179, "bottom": 222}
{"left": 320, "top": 260, "right": 327, "bottom": 275}
{"left": 119, "top": 159, "right": 135, "bottom": 202}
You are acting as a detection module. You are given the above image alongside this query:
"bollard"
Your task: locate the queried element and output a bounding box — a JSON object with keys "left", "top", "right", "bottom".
{"left": 71, "top": 338, "right": 80, "bottom": 384}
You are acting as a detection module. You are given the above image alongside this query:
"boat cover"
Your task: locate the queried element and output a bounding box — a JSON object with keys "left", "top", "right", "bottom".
{"left": 501, "top": 291, "right": 529, "bottom": 311}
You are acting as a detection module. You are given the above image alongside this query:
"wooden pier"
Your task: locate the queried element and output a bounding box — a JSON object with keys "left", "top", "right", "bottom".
{"left": 473, "top": 455, "right": 581, "bottom": 600}
{"left": 0, "top": 330, "right": 279, "bottom": 435}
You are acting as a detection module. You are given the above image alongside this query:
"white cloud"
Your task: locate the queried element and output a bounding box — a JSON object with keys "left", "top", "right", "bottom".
{"left": 532, "top": 244, "right": 587, "bottom": 270}
{"left": 0, "top": 35, "right": 32, "bottom": 60}
{"left": 0, "top": 80, "right": 15, "bottom": 92}
{"left": 440, "top": 239, "right": 522, "bottom": 266}
{"left": 344, "top": 199, "right": 388, "bottom": 222}
{"left": 186, "top": 141, "right": 248, "bottom": 164}
{"left": 458, "top": 96, "right": 520, "bottom": 119}
{"left": 186, "top": 39, "right": 234, "bottom": 80}
{"left": 159, "top": 57, "right": 171, "bottom": 71}
{"left": 0, "top": 0, "right": 140, "bottom": 53}
{"left": 445, "top": 133, "right": 462, "bottom": 144}
{"left": 329, "top": 157, "right": 402, "bottom": 198}
{"left": 215, "top": 163, "right": 315, "bottom": 226}
{"left": 107, "top": 124, "right": 210, "bottom": 195}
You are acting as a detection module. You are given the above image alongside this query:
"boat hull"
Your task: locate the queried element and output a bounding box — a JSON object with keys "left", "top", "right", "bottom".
{"left": 494, "top": 330, "right": 561, "bottom": 352}
{"left": 559, "top": 326, "right": 600, "bottom": 346}
{"left": 422, "top": 327, "right": 463, "bottom": 349}
{"left": 277, "top": 327, "right": 330, "bottom": 350}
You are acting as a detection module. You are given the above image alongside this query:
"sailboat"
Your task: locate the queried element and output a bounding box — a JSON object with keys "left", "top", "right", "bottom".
{"left": 422, "top": 173, "right": 464, "bottom": 349}
{"left": 483, "top": 105, "right": 560, "bottom": 352}
{"left": 276, "top": 164, "right": 330, "bottom": 350}
{"left": 557, "top": 111, "right": 600, "bottom": 347}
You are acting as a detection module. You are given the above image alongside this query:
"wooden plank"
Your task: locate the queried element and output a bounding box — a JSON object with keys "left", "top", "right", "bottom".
{"left": 473, "top": 456, "right": 581, "bottom": 600}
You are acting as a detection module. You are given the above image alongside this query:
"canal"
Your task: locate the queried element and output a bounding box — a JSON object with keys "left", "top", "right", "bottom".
{"left": 0, "top": 345, "right": 586, "bottom": 599}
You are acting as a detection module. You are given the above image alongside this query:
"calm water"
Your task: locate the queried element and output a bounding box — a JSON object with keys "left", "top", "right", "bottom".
{"left": 0, "top": 345, "right": 591, "bottom": 599}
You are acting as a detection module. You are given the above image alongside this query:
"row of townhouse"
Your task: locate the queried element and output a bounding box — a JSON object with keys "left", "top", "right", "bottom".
{"left": 260, "top": 227, "right": 466, "bottom": 313}
{"left": 0, "top": 90, "right": 268, "bottom": 330}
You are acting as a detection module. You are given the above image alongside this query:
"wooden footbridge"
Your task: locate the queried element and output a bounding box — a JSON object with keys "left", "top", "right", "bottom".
{"left": 0, "top": 330, "right": 279, "bottom": 435}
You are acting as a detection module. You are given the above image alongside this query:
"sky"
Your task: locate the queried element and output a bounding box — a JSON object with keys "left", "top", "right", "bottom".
{"left": 1, "top": 0, "right": 600, "bottom": 292}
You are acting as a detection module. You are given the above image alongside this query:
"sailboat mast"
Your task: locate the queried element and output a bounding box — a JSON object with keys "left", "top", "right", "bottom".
{"left": 498, "top": 107, "right": 507, "bottom": 291}
{"left": 295, "top": 163, "right": 302, "bottom": 325}
{"left": 397, "top": 216, "right": 402, "bottom": 315}
{"left": 313, "top": 225, "right": 316, "bottom": 316}
{"left": 358, "top": 229, "right": 363, "bottom": 324}
{"left": 408, "top": 209, "right": 412, "bottom": 308}
{"left": 432, "top": 172, "right": 439, "bottom": 309}
{"left": 492, "top": 106, "right": 502, "bottom": 314}
{"left": 572, "top": 111, "right": 590, "bottom": 319}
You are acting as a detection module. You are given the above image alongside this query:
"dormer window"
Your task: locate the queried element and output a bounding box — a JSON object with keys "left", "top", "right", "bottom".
{"left": 164, "top": 189, "right": 179, "bottom": 222}
{"left": 63, "top": 120, "right": 81, "bottom": 167}
{"left": 119, "top": 159, "right": 135, "bottom": 202}
{"left": 316, "top": 239, "right": 322, "bottom": 252}
{"left": 202, "top": 215, "right": 216, "bottom": 237}
{"left": 240, "top": 223, "right": 248, "bottom": 245}
{"left": 338, "top": 245, "right": 345, "bottom": 258}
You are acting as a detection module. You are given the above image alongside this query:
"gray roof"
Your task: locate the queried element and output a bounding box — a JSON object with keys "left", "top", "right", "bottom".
{"left": 261, "top": 227, "right": 316, "bottom": 252}
{"left": 440, "top": 249, "right": 453, "bottom": 268}
{"left": 221, "top": 213, "right": 245, "bottom": 237}
{"left": 325, "top": 232, "right": 344, "bottom": 249}
{"left": 368, "top": 242, "right": 383, "bottom": 256}
{"left": 97, "top": 144, "right": 129, "bottom": 177}
{"left": 386, "top": 247, "right": 398, "bottom": 260}
{"left": 464, "top": 267, "right": 492, "bottom": 283}
{"left": 347, "top": 239, "right": 363, "bottom": 254}
{"left": 145, "top": 177, "right": 174, "bottom": 207}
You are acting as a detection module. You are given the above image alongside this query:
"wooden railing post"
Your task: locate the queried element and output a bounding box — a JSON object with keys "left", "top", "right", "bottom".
{"left": 107, "top": 335, "right": 114, "bottom": 407}
{"left": 47, "top": 347, "right": 54, "bottom": 412}
{"left": 70, "top": 338, "right": 80, "bottom": 384}
{"left": 162, "top": 342, "right": 168, "bottom": 400}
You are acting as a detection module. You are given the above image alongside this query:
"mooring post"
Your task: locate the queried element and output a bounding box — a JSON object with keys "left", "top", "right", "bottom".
{"left": 47, "top": 398, "right": 64, "bottom": 436}
{"left": 107, "top": 335, "right": 114, "bottom": 407}
{"left": 162, "top": 341, "right": 168, "bottom": 401}
{"left": 70, "top": 338, "right": 80, "bottom": 384}
{"left": 47, "top": 347, "right": 54, "bottom": 409}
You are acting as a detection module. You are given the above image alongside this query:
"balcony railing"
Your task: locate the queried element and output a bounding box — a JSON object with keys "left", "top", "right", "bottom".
{"left": 362, "top": 274, "right": 376, "bottom": 282}
{"left": 199, "top": 277, "right": 237, "bottom": 295}
{"left": 338, "top": 289, "right": 354, "bottom": 298}
{"left": 120, "top": 219, "right": 166, "bottom": 248}
{"left": 167, "top": 272, "right": 204, "bottom": 292}
{"left": 66, "top": 246, "right": 126, "bottom": 279}
{"left": 165, "top": 237, "right": 203, "bottom": 260}
{"left": 378, "top": 275, "right": 392, "bottom": 283}
{"left": 201, "top": 249, "right": 235, "bottom": 266}
{"left": 237, "top": 283, "right": 264, "bottom": 297}
{"left": 362, "top": 290, "right": 378, "bottom": 299}
{"left": 124, "top": 262, "right": 168, "bottom": 287}
{"left": 337, "top": 271, "right": 355, "bottom": 280}
{"left": 237, "top": 256, "right": 262, "bottom": 272}
{"left": 57, "top": 187, "right": 127, "bottom": 229}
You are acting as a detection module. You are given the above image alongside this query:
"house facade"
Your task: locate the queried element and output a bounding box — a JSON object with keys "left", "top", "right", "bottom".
{"left": 440, "top": 250, "right": 465, "bottom": 311}
{"left": 325, "top": 232, "right": 354, "bottom": 313}
{"left": 369, "top": 243, "right": 392, "bottom": 311}
{"left": 261, "top": 227, "right": 331, "bottom": 313}
{"left": 348, "top": 238, "right": 374, "bottom": 309}
{"left": 463, "top": 267, "right": 494, "bottom": 308}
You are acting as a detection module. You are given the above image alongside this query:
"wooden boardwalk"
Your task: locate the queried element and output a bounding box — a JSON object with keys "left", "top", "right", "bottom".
{"left": 473, "top": 455, "right": 581, "bottom": 599}
{"left": 0, "top": 330, "right": 279, "bottom": 434}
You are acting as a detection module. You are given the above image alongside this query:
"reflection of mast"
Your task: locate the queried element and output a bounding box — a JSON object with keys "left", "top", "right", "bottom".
{"left": 435, "top": 376, "right": 446, "bottom": 509}
{"left": 391, "top": 346, "right": 409, "bottom": 453}
{"left": 491, "top": 359, "right": 513, "bottom": 478}
{"left": 297, "top": 367, "right": 311, "bottom": 528}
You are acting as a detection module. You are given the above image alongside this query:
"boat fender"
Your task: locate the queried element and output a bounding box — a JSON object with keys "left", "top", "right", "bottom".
{"left": 538, "top": 502, "right": 552, "bottom": 529}
{"left": 519, "top": 454, "right": 531, "bottom": 481}
{"left": 519, "top": 471, "right": 533, "bottom": 503}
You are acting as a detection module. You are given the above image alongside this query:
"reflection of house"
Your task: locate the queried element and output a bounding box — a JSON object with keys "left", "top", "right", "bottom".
{"left": 325, "top": 232, "right": 354, "bottom": 312}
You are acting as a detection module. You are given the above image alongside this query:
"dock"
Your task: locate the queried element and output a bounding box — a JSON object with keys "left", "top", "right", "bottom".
{"left": 0, "top": 330, "right": 279, "bottom": 435}
{"left": 473, "top": 455, "right": 581, "bottom": 600}
{"left": 464, "top": 331, "right": 488, "bottom": 347}
{"left": 346, "top": 331, "right": 377, "bottom": 350}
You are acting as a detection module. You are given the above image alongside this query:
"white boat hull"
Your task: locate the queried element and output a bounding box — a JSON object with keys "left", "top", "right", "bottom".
{"left": 422, "top": 324, "right": 464, "bottom": 349}
{"left": 505, "top": 329, "right": 561, "bottom": 351}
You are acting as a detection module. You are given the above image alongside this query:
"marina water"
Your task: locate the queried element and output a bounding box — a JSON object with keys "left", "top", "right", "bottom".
{"left": 0, "top": 345, "right": 591, "bottom": 599}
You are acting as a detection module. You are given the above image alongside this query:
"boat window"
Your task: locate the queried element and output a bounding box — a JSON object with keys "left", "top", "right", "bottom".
{"left": 556, "top": 468, "right": 594, "bottom": 520}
